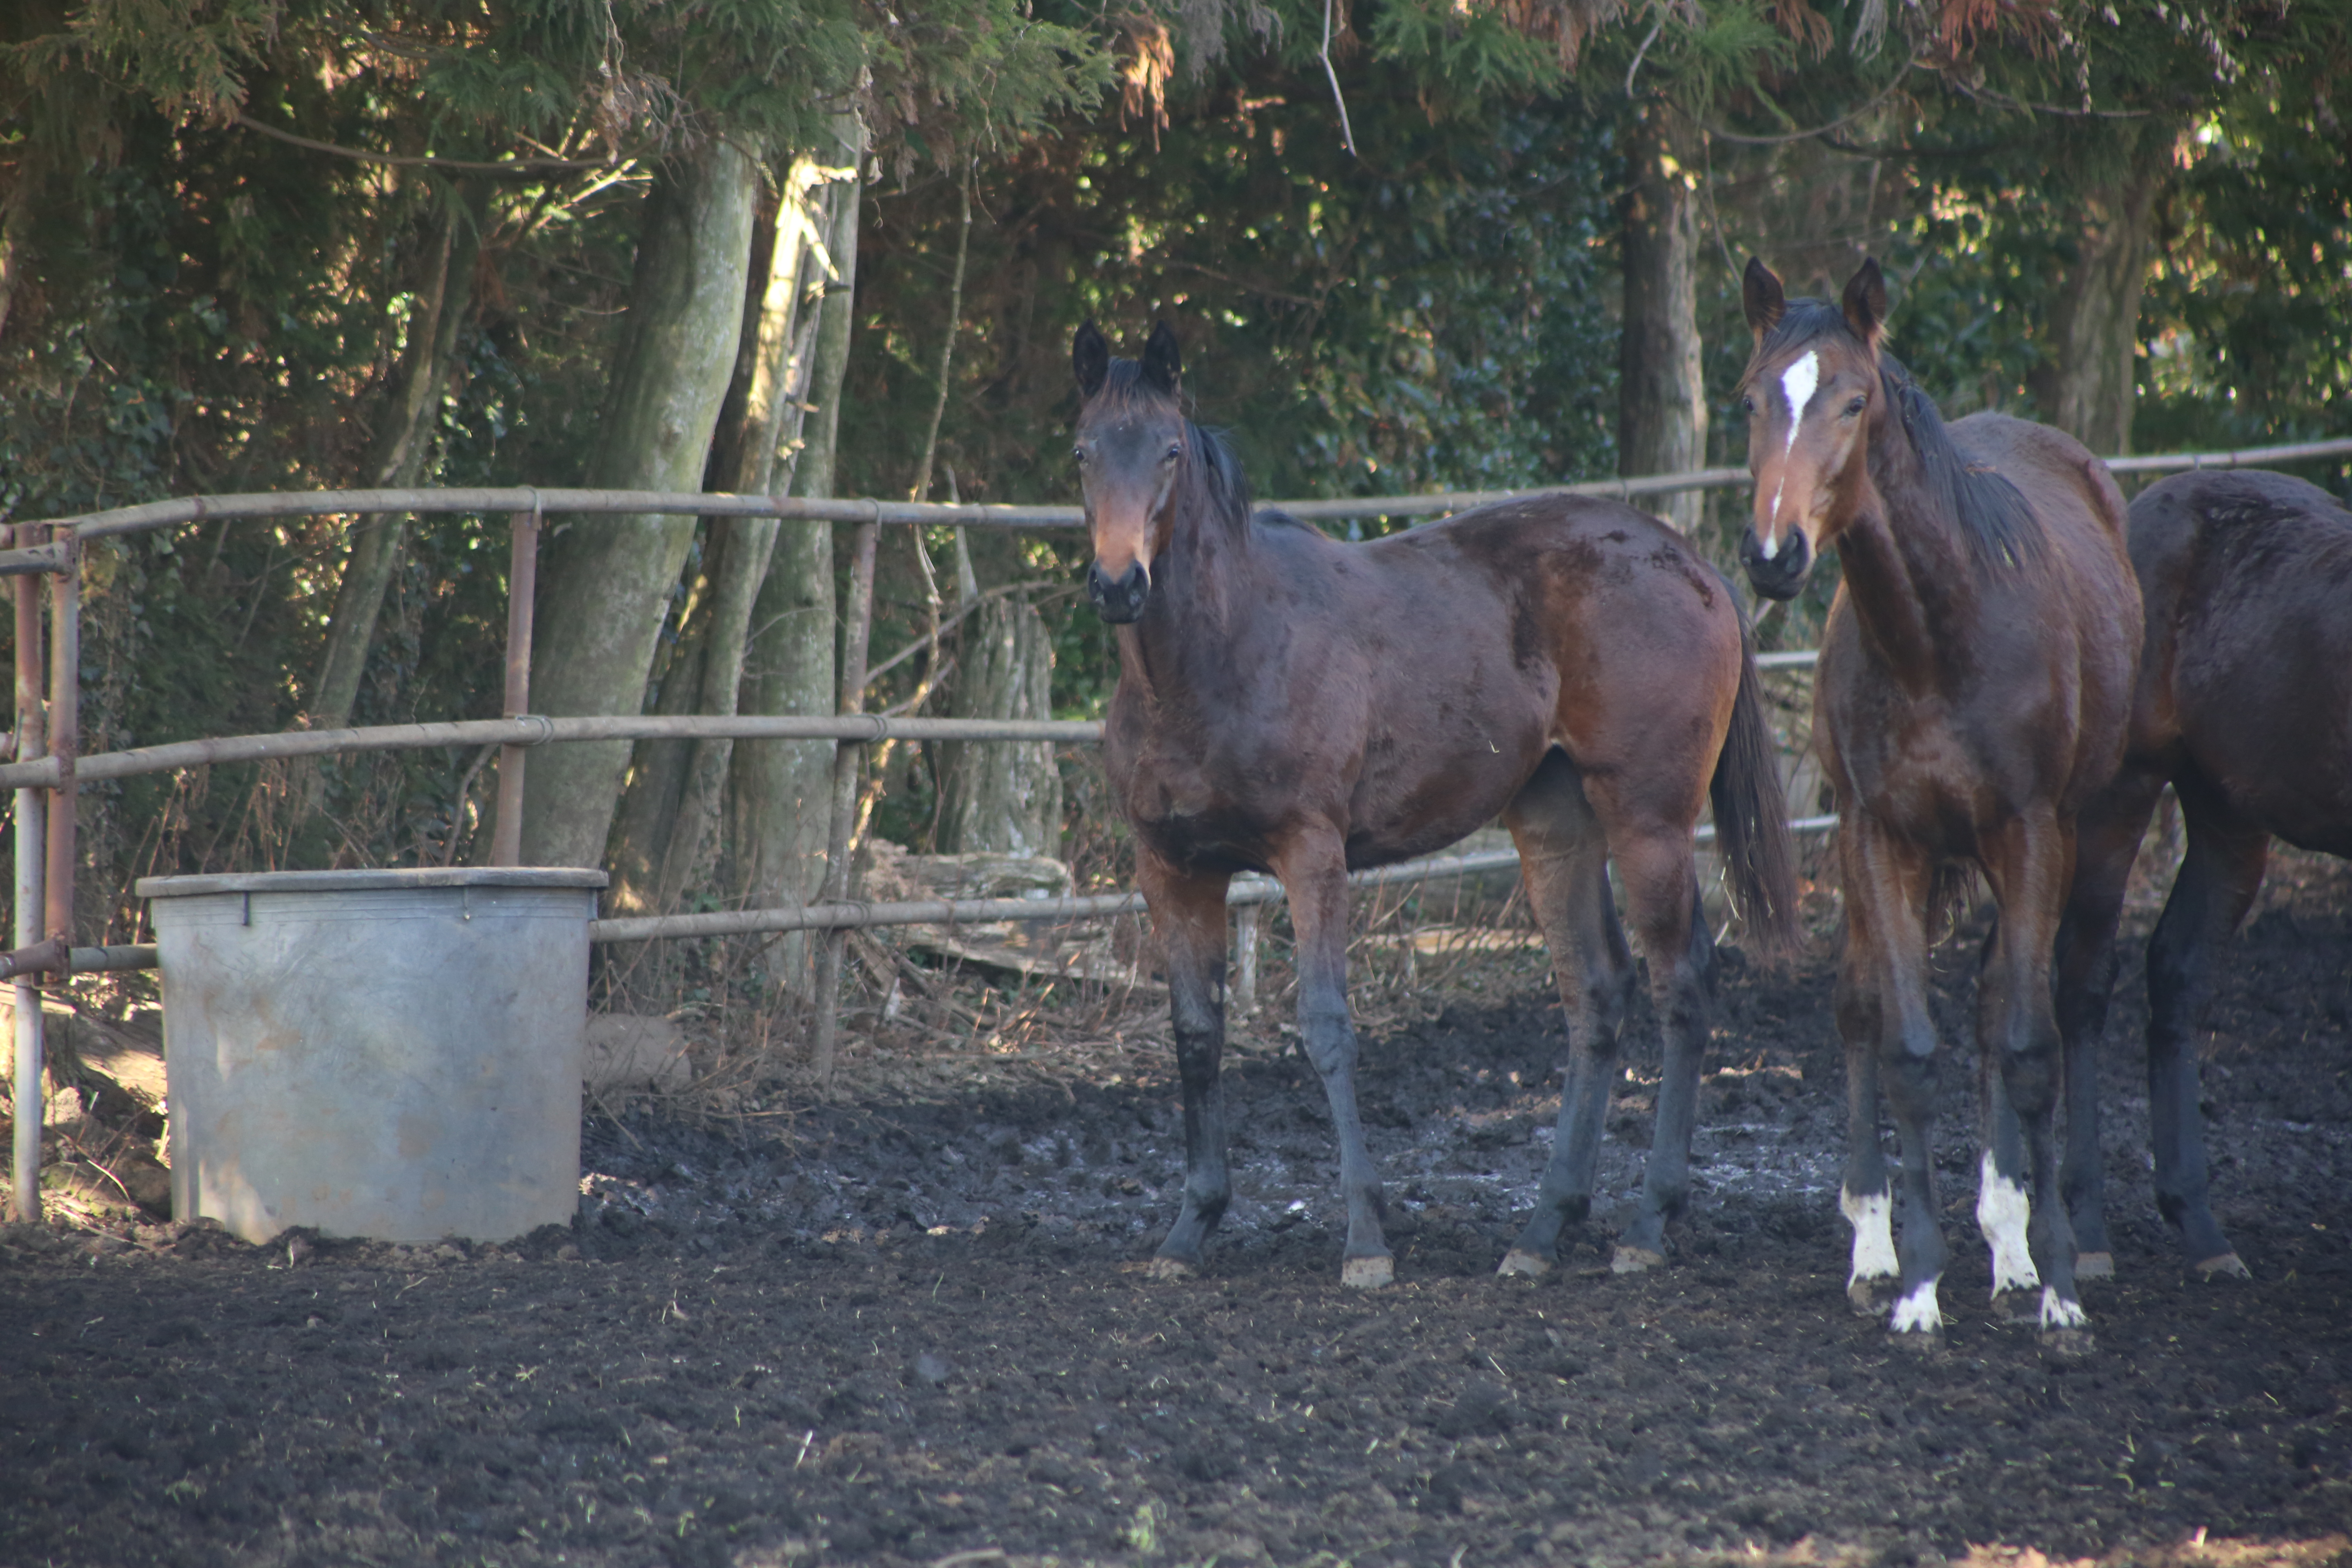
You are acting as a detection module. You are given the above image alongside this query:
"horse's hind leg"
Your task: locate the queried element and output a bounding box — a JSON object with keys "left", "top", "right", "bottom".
{"left": 1269, "top": 832, "right": 1393, "bottom": 1288}
{"left": 2054, "top": 768, "right": 2165, "bottom": 1278}
{"left": 1608, "top": 829, "right": 1717, "bottom": 1273}
{"left": 2146, "top": 777, "right": 2265, "bottom": 1280}
{"left": 1137, "top": 853, "right": 1235, "bottom": 1278}
{"left": 1497, "top": 751, "right": 1637, "bottom": 1278}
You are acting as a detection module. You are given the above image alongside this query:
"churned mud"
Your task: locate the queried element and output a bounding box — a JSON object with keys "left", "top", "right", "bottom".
{"left": 1, "top": 853, "right": 2347, "bottom": 1568}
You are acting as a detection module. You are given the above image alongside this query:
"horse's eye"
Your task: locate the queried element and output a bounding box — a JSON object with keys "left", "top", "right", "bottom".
{"left": 1072, "top": 446, "right": 1086, "bottom": 464}
{"left": 1163, "top": 443, "right": 1181, "bottom": 463}
{"left": 1738, "top": 394, "right": 1756, "bottom": 416}
{"left": 1844, "top": 397, "right": 1867, "bottom": 417}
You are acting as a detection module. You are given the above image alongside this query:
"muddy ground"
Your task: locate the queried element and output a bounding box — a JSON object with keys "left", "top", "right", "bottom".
{"left": 2, "top": 852, "right": 2349, "bottom": 1568}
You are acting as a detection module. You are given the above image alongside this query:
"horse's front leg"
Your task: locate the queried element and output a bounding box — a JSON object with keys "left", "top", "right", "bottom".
{"left": 1839, "top": 817, "right": 1945, "bottom": 1338}
{"left": 1978, "top": 809, "right": 2091, "bottom": 1347}
{"left": 1271, "top": 833, "right": 1392, "bottom": 1287}
{"left": 1138, "top": 852, "right": 1235, "bottom": 1278}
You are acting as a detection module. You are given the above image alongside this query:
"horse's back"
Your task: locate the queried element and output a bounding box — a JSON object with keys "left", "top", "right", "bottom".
{"left": 1948, "top": 411, "right": 2132, "bottom": 550}
{"left": 1939, "top": 412, "right": 2141, "bottom": 797}
{"left": 2130, "top": 470, "right": 2352, "bottom": 854}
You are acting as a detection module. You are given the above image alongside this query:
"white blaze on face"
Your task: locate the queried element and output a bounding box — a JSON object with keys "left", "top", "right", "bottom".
{"left": 1762, "top": 350, "right": 1822, "bottom": 554}
{"left": 1976, "top": 1151, "right": 2040, "bottom": 1296}
{"left": 1841, "top": 1185, "right": 1898, "bottom": 1286}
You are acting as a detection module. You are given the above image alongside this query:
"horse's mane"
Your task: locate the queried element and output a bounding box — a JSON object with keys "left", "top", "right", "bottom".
{"left": 1094, "top": 358, "right": 1255, "bottom": 541}
{"left": 1762, "top": 301, "right": 2044, "bottom": 575}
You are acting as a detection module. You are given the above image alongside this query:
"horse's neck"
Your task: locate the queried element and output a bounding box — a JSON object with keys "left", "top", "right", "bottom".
{"left": 1838, "top": 430, "right": 1980, "bottom": 693}
{"left": 1120, "top": 498, "right": 1259, "bottom": 706}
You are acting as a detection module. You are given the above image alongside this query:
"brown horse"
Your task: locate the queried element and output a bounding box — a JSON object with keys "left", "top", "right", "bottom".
{"left": 1736, "top": 259, "right": 2140, "bottom": 1345}
{"left": 2056, "top": 469, "right": 2352, "bottom": 1281}
{"left": 1073, "top": 321, "right": 1797, "bottom": 1287}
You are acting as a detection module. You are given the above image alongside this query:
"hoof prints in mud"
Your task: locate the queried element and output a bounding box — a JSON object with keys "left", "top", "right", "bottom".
{"left": 2, "top": 858, "right": 2350, "bottom": 1567}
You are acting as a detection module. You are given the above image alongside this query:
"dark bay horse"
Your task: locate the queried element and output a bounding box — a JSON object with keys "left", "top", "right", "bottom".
{"left": 1072, "top": 321, "right": 1798, "bottom": 1288}
{"left": 1735, "top": 259, "right": 2140, "bottom": 1345}
{"left": 2056, "top": 469, "right": 2352, "bottom": 1281}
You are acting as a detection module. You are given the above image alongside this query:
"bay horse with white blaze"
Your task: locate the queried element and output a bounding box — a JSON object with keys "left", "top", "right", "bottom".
{"left": 1073, "top": 321, "right": 1797, "bottom": 1288}
{"left": 1736, "top": 259, "right": 2140, "bottom": 1346}
{"left": 2056, "top": 469, "right": 2352, "bottom": 1281}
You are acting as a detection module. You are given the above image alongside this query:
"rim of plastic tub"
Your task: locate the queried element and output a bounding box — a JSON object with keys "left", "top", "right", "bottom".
{"left": 136, "top": 866, "right": 610, "bottom": 898}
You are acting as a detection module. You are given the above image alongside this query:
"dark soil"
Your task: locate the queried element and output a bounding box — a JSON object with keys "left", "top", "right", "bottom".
{"left": 4, "top": 855, "right": 2349, "bottom": 1568}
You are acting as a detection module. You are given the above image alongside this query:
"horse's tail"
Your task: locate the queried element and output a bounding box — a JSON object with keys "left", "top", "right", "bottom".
{"left": 1710, "top": 621, "right": 1802, "bottom": 959}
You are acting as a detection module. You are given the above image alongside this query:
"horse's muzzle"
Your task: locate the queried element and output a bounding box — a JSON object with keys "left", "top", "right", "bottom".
{"left": 1738, "top": 526, "right": 1811, "bottom": 602}
{"left": 1089, "top": 559, "right": 1151, "bottom": 623}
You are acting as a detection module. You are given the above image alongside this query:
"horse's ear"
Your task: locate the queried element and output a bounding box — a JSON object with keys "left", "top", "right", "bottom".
{"left": 1742, "top": 258, "right": 1785, "bottom": 342}
{"left": 1141, "top": 321, "right": 1182, "bottom": 395}
{"left": 1073, "top": 321, "right": 1109, "bottom": 399}
{"left": 1842, "top": 258, "right": 1888, "bottom": 351}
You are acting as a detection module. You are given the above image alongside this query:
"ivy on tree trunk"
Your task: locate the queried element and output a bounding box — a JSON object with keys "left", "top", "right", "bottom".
{"left": 1618, "top": 102, "right": 1708, "bottom": 532}
{"left": 517, "top": 138, "right": 760, "bottom": 872}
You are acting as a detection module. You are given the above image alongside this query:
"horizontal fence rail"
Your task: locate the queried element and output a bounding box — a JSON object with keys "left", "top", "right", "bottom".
{"left": 54, "top": 821, "right": 1846, "bottom": 967}
{"left": 20, "top": 434, "right": 2352, "bottom": 542}
{"left": 0, "top": 714, "right": 1104, "bottom": 791}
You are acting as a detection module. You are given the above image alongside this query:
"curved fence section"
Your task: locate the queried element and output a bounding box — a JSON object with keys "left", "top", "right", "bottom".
{"left": 6, "top": 435, "right": 2347, "bottom": 1218}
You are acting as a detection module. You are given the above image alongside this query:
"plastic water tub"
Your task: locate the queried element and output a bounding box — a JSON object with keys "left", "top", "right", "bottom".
{"left": 136, "top": 866, "right": 606, "bottom": 1245}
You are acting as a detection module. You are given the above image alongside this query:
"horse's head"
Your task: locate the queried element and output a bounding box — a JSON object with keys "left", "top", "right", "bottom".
{"left": 1735, "top": 257, "right": 1887, "bottom": 601}
{"left": 1072, "top": 320, "right": 1189, "bottom": 624}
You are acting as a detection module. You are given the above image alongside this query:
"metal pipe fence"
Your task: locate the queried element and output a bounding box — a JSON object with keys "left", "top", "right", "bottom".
{"left": 4, "top": 432, "right": 2347, "bottom": 1218}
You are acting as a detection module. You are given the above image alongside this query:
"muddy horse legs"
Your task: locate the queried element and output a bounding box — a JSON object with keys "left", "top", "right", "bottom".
{"left": 1497, "top": 752, "right": 1715, "bottom": 1276}
{"left": 2056, "top": 768, "right": 2259, "bottom": 1280}
{"left": 2054, "top": 770, "right": 2163, "bottom": 1276}
{"left": 1269, "top": 832, "right": 1394, "bottom": 1287}
{"left": 2144, "top": 780, "right": 2265, "bottom": 1278}
{"left": 1834, "top": 819, "right": 1946, "bottom": 1332}
{"left": 1975, "top": 812, "right": 2089, "bottom": 1341}
{"left": 1496, "top": 753, "right": 1638, "bottom": 1276}
{"left": 1139, "top": 854, "right": 1234, "bottom": 1278}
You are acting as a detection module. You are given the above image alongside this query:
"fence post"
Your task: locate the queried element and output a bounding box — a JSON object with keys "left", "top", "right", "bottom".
{"left": 1233, "top": 904, "right": 1260, "bottom": 1016}
{"left": 490, "top": 506, "right": 540, "bottom": 866}
{"left": 811, "top": 516, "right": 880, "bottom": 1091}
{"left": 11, "top": 525, "right": 48, "bottom": 1223}
{"left": 44, "top": 528, "right": 78, "bottom": 978}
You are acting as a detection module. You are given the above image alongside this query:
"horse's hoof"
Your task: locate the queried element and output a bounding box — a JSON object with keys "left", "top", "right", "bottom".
{"left": 1341, "top": 1254, "right": 1394, "bottom": 1290}
{"left": 1497, "top": 1249, "right": 1551, "bottom": 1280}
{"left": 2040, "top": 1327, "right": 2096, "bottom": 1357}
{"left": 2074, "top": 1251, "right": 2115, "bottom": 1281}
{"left": 1889, "top": 1325, "right": 1946, "bottom": 1354}
{"left": 1988, "top": 1289, "right": 2038, "bottom": 1325}
{"left": 1146, "top": 1256, "right": 1196, "bottom": 1281}
{"left": 1847, "top": 1277, "right": 1893, "bottom": 1316}
{"left": 2194, "top": 1252, "right": 2251, "bottom": 1281}
{"left": 1610, "top": 1246, "right": 1664, "bottom": 1276}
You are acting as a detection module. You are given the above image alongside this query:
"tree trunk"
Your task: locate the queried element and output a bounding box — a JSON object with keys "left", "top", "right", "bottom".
{"left": 648, "top": 150, "right": 849, "bottom": 909}
{"left": 1618, "top": 103, "right": 1708, "bottom": 532}
{"left": 601, "top": 557, "right": 711, "bottom": 915}
{"left": 730, "top": 116, "right": 866, "bottom": 993}
{"left": 937, "top": 592, "right": 1062, "bottom": 858}
{"left": 517, "top": 139, "right": 760, "bottom": 871}
{"left": 310, "top": 185, "right": 486, "bottom": 736}
{"left": 2028, "top": 129, "right": 2172, "bottom": 457}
